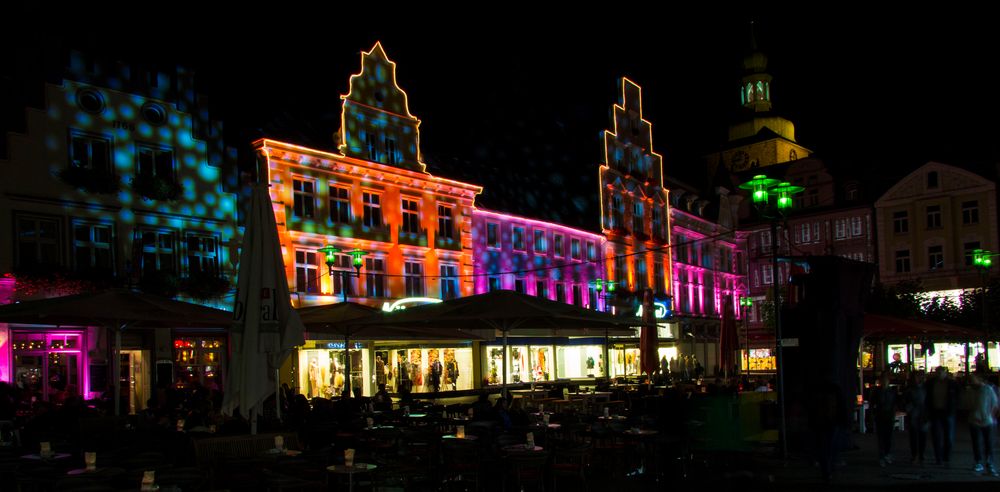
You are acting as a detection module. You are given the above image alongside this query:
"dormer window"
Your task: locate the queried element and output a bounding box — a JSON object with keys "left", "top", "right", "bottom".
{"left": 927, "top": 171, "right": 939, "bottom": 189}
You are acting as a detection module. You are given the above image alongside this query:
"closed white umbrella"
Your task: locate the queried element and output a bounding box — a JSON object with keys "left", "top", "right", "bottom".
{"left": 221, "top": 183, "right": 304, "bottom": 432}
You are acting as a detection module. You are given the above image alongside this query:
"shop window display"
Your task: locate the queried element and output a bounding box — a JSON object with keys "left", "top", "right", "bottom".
{"left": 610, "top": 347, "right": 642, "bottom": 378}
{"left": 555, "top": 345, "right": 604, "bottom": 379}
{"left": 298, "top": 344, "right": 370, "bottom": 398}
{"left": 484, "top": 344, "right": 554, "bottom": 385}
{"left": 741, "top": 348, "right": 776, "bottom": 372}
{"left": 383, "top": 345, "right": 473, "bottom": 393}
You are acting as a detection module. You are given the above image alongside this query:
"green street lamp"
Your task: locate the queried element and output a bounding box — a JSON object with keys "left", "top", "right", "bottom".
{"left": 317, "top": 245, "right": 367, "bottom": 303}
{"left": 973, "top": 249, "right": 995, "bottom": 370}
{"left": 740, "top": 296, "right": 753, "bottom": 376}
{"left": 590, "top": 278, "right": 618, "bottom": 380}
{"left": 739, "top": 173, "right": 804, "bottom": 460}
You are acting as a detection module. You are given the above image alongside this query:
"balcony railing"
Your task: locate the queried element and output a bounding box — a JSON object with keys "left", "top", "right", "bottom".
{"left": 398, "top": 225, "right": 428, "bottom": 247}
{"left": 435, "top": 234, "right": 462, "bottom": 251}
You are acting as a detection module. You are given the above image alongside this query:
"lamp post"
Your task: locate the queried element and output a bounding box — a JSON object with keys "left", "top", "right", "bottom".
{"left": 590, "top": 278, "right": 617, "bottom": 379}
{"left": 740, "top": 295, "right": 753, "bottom": 375}
{"left": 973, "top": 249, "right": 994, "bottom": 370}
{"left": 317, "top": 244, "right": 368, "bottom": 398}
{"left": 739, "top": 174, "right": 803, "bottom": 460}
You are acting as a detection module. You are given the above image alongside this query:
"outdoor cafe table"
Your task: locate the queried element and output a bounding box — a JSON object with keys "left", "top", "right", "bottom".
{"left": 442, "top": 434, "right": 479, "bottom": 441}
{"left": 21, "top": 453, "right": 71, "bottom": 461}
{"left": 66, "top": 466, "right": 126, "bottom": 478}
{"left": 502, "top": 444, "right": 543, "bottom": 453}
{"left": 510, "top": 389, "right": 550, "bottom": 400}
{"left": 327, "top": 463, "right": 377, "bottom": 492}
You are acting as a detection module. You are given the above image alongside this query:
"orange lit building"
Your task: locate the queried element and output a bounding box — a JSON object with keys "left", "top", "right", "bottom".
{"left": 255, "top": 43, "right": 482, "bottom": 397}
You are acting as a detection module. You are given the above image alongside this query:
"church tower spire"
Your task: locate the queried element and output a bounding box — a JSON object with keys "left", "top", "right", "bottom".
{"left": 740, "top": 21, "right": 773, "bottom": 113}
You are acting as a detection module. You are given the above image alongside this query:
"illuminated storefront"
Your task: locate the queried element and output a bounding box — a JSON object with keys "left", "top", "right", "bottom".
{"left": 609, "top": 345, "right": 679, "bottom": 378}
{"left": 376, "top": 343, "right": 474, "bottom": 393}
{"left": 888, "top": 342, "right": 999, "bottom": 373}
{"left": 741, "top": 348, "right": 776, "bottom": 372}
{"left": 555, "top": 344, "right": 606, "bottom": 379}
{"left": 298, "top": 340, "right": 371, "bottom": 398}
{"left": 174, "top": 336, "right": 225, "bottom": 390}
{"left": 11, "top": 330, "right": 87, "bottom": 403}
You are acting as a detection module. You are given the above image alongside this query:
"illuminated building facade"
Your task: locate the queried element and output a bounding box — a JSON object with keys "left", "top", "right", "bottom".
{"left": 0, "top": 51, "right": 238, "bottom": 405}
{"left": 599, "top": 78, "right": 672, "bottom": 298}
{"left": 669, "top": 183, "right": 748, "bottom": 374}
{"left": 472, "top": 209, "right": 609, "bottom": 383}
{"left": 740, "top": 158, "right": 875, "bottom": 352}
{"left": 259, "top": 43, "right": 482, "bottom": 397}
{"left": 875, "top": 162, "right": 997, "bottom": 292}
{"left": 597, "top": 78, "right": 675, "bottom": 376}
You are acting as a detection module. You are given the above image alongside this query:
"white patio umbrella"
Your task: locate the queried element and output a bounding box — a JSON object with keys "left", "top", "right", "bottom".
{"left": 221, "top": 183, "right": 304, "bottom": 433}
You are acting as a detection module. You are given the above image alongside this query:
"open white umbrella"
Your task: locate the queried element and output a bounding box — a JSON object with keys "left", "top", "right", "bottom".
{"left": 221, "top": 184, "right": 304, "bottom": 432}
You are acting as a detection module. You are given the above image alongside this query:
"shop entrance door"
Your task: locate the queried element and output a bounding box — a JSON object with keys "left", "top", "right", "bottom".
{"left": 120, "top": 350, "right": 151, "bottom": 414}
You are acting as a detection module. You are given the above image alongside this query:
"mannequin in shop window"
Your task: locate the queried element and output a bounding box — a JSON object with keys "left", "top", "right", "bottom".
{"left": 308, "top": 357, "right": 321, "bottom": 398}
{"left": 409, "top": 349, "right": 423, "bottom": 389}
{"left": 376, "top": 354, "right": 387, "bottom": 387}
{"left": 428, "top": 349, "right": 443, "bottom": 393}
{"left": 444, "top": 349, "right": 459, "bottom": 391}
{"left": 396, "top": 351, "right": 411, "bottom": 393}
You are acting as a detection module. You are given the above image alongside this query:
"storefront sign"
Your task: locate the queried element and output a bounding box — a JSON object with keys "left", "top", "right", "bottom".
{"left": 382, "top": 297, "right": 443, "bottom": 312}
{"left": 325, "top": 342, "right": 364, "bottom": 349}
{"left": 636, "top": 301, "right": 672, "bottom": 319}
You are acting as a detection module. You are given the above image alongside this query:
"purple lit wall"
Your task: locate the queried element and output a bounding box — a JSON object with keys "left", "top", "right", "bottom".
{"left": 472, "top": 209, "right": 606, "bottom": 310}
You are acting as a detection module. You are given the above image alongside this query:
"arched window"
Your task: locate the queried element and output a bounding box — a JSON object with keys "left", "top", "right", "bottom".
{"left": 740, "top": 87, "right": 745, "bottom": 105}
{"left": 756, "top": 81, "right": 764, "bottom": 101}
{"left": 764, "top": 82, "right": 770, "bottom": 101}
{"left": 746, "top": 83, "right": 754, "bottom": 103}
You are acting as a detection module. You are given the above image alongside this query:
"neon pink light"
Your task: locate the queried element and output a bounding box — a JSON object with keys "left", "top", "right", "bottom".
{"left": 475, "top": 209, "right": 605, "bottom": 240}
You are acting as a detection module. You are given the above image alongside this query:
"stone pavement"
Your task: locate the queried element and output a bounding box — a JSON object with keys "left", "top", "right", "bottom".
{"left": 723, "top": 425, "right": 1000, "bottom": 491}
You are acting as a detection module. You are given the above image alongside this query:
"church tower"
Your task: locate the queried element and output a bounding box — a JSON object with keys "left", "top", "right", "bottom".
{"left": 599, "top": 78, "right": 672, "bottom": 300}
{"left": 708, "top": 26, "right": 811, "bottom": 174}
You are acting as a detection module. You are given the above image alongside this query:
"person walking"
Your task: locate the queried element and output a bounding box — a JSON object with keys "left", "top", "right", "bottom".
{"left": 903, "top": 371, "right": 928, "bottom": 465}
{"left": 873, "top": 372, "right": 899, "bottom": 467}
{"left": 967, "top": 371, "right": 999, "bottom": 476}
{"left": 926, "top": 366, "right": 958, "bottom": 466}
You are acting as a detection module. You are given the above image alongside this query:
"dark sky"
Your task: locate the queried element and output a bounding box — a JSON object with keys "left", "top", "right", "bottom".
{"left": 12, "top": 6, "right": 1000, "bottom": 229}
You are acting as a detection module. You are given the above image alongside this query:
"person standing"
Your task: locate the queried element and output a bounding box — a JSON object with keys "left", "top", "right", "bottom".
{"left": 927, "top": 366, "right": 958, "bottom": 466}
{"left": 967, "top": 371, "right": 999, "bottom": 476}
{"left": 873, "top": 372, "right": 899, "bottom": 467}
{"left": 903, "top": 371, "right": 928, "bottom": 465}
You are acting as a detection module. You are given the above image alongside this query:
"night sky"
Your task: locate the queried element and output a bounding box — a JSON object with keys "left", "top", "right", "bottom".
{"left": 9, "top": 6, "right": 1000, "bottom": 229}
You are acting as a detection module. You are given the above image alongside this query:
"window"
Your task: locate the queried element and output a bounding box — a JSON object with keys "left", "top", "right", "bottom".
{"left": 926, "top": 205, "right": 941, "bottom": 229}
{"left": 571, "top": 238, "right": 581, "bottom": 260}
{"left": 533, "top": 230, "right": 546, "bottom": 253}
{"left": 813, "top": 222, "right": 821, "bottom": 242}
{"left": 962, "top": 201, "right": 979, "bottom": 225}
{"left": 365, "top": 257, "right": 387, "bottom": 297}
{"left": 555, "top": 283, "right": 566, "bottom": 303}
{"left": 928, "top": 245, "right": 944, "bottom": 270}
{"left": 437, "top": 205, "right": 454, "bottom": 240}
{"left": 404, "top": 261, "right": 424, "bottom": 297}
{"left": 137, "top": 144, "right": 174, "bottom": 181}
{"left": 535, "top": 279, "right": 549, "bottom": 299}
{"left": 611, "top": 195, "right": 624, "bottom": 228}
{"left": 965, "top": 241, "right": 982, "bottom": 266}
{"left": 893, "top": 211, "right": 908, "bottom": 234}
{"left": 185, "top": 232, "right": 218, "bottom": 277}
{"left": 654, "top": 261, "right": 665, "bottom": 293}
{"left": 514, "top": 276, "right": 526, "bottom": 294}
{"left": 295, "top": 251, "right": 319, "bottom": 294}
{"left": 330, "top": 185, "right": 351, "bottom": 224}
{"left": 762, "top": 266, "right": 772, "bottom": 285}
{"left": 293, "top": 179, "right": 316, "bottom": 219}
{"left": 328, "top": 253, "right": 352, "bottom": 296}
{"left": 588, "top": 285, "right": 598, "bottom": 310}
{"left": 401, "top": 198, "right": 420, "bottom": 234}
{"left": 614, "top": 255, "right": 627, "bottom": 287}
{"left": 384, "top": 136, "right": 397, "bottom": 166}
{"left": 553, "top": 234, "right": 564, "bottom": 257}
{"left": 140, "top": 230, "right": 176, "bottom": 274}
{"left": 850, "top": 217, "right": 863, "bottom": 237}
{"left": 513, "top": 227, "right": 525, "bottom": 251}
{"left": 572, "top": 284, "right": 583, "bottom": 307}
{"left": 70, "top": 132, "right": 111, "bottom": 172}
{"left": 927, "top": 171, "right": 939, "bottom": 189}
{"left": 487, "top": 223, "right": 500, "bottom": 248}
{"left": 73, "top": 222, "right": 113, "bottom": 272}
{"left": 363, "top": 192, "right": 382, "bottom": 228}
{"left": 797, "top": 223, "right": 811, "bottom": 244}
{"left": 652, "top": 207, "right": 664, "bottom": 239}
{"left": 367, "top": 133, "right": 380, "bottom": 162}
{"left": 632, "top": 202, "right": 644, "bottom": 236}
{"left": 586, "top": 241, "right": 596, "bottom": 261}
{"left": 488, "top": 276, "right": 501, "bottom": 292}
{"left": 440, "top": 264, "right": 458, "bottom": 300}
{"left": 895, "top": 250, "right": 911, "bottom": 273}
{"left": 834, "top": 219, "right": 847, "bottom": 240}
{"left": 760, "top": 230, "right": 772, "bottom": 251}
{"left": 15, "top": 215, "right": 61, "bottom": 269}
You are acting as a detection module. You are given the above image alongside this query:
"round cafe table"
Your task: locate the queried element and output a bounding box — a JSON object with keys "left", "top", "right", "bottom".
{"left": 327, "top": 463, "right": 376, "bottom": 492}
{"left": 21, "top": 453, "right": 71, "bottom": 461}
{"left": 443, "top": 434, "right": 478, "bottom": 441}
{"left": 502, "top": 444, "right": 543, "bottom": 453}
